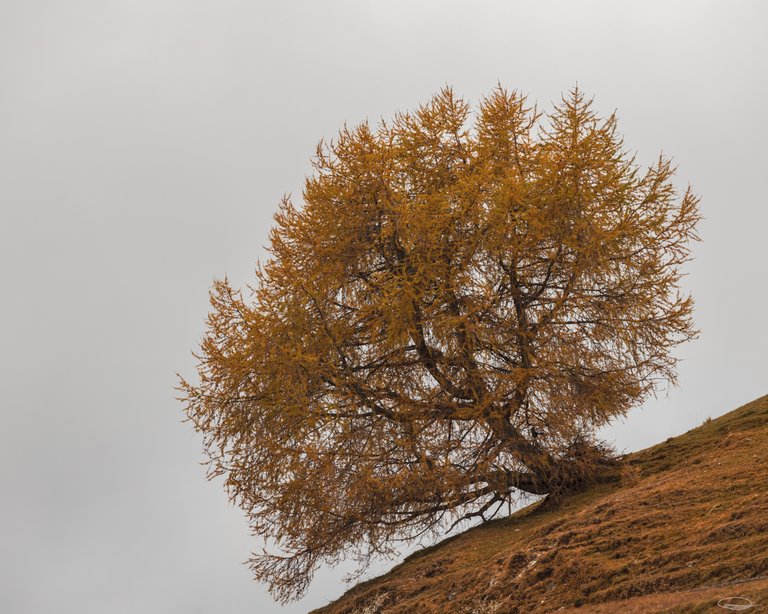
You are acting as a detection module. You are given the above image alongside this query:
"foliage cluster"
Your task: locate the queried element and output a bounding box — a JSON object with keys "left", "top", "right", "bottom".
{"left": 180, "top": 86, "right": 699, "bottom": 601}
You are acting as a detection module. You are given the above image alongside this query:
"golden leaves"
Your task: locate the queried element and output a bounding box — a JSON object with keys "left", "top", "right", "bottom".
{"left": 180, "top": 85, "right": 700, "bottom": 602}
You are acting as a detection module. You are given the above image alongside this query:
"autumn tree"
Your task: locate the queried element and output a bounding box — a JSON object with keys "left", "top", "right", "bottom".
{"left": 180, "top": 86, "right": 700, "bottom": 602}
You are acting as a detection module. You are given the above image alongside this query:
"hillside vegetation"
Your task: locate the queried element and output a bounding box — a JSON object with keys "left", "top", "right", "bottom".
{"left": 313, "top": 395, "right": 768, "bottom": 613}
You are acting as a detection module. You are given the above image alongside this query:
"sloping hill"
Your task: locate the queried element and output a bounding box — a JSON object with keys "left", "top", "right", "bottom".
{"left": 312, "top": 395, "right": 768, "bottom": 613}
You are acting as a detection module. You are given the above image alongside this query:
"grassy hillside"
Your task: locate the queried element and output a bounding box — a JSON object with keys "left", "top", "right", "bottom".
{"left": 312, "top": 394, "right": 768, "bottom": 613}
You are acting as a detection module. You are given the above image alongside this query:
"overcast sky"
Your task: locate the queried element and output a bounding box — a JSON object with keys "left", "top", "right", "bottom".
{"left": 1, "top": 1, "right": 766, "bottom": 612}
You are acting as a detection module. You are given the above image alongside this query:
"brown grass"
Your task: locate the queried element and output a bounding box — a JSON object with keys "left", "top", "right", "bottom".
{"left": 311, "top": 395, "right": 768, "bottom": 613}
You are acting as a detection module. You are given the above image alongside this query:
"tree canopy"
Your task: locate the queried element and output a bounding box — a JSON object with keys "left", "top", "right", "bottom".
{"left": 180, "top": 86, "right": 700, "bottom": 602}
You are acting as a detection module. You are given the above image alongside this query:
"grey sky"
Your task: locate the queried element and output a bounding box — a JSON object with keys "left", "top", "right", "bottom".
{"left": 1, "top": 1, "right": 765, "bottom": 612}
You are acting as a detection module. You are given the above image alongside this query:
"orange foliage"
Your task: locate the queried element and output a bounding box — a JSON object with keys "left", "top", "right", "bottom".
{"left": 179, "top": 86, "right": 700, "bottom": 602}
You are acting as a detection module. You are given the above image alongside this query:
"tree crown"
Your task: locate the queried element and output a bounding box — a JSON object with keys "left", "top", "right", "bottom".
{"left": 180, "top": 86, "right": 700, "bottom": 602}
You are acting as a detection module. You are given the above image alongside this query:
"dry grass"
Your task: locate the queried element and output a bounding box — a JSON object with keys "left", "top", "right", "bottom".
{"left": 311, "top": 394, "right": 768, "bottom": 614}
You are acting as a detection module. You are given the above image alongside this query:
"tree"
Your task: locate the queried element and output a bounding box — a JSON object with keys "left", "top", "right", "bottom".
{"left": 180, "top": 86, "right": 700, "bottom": 602}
